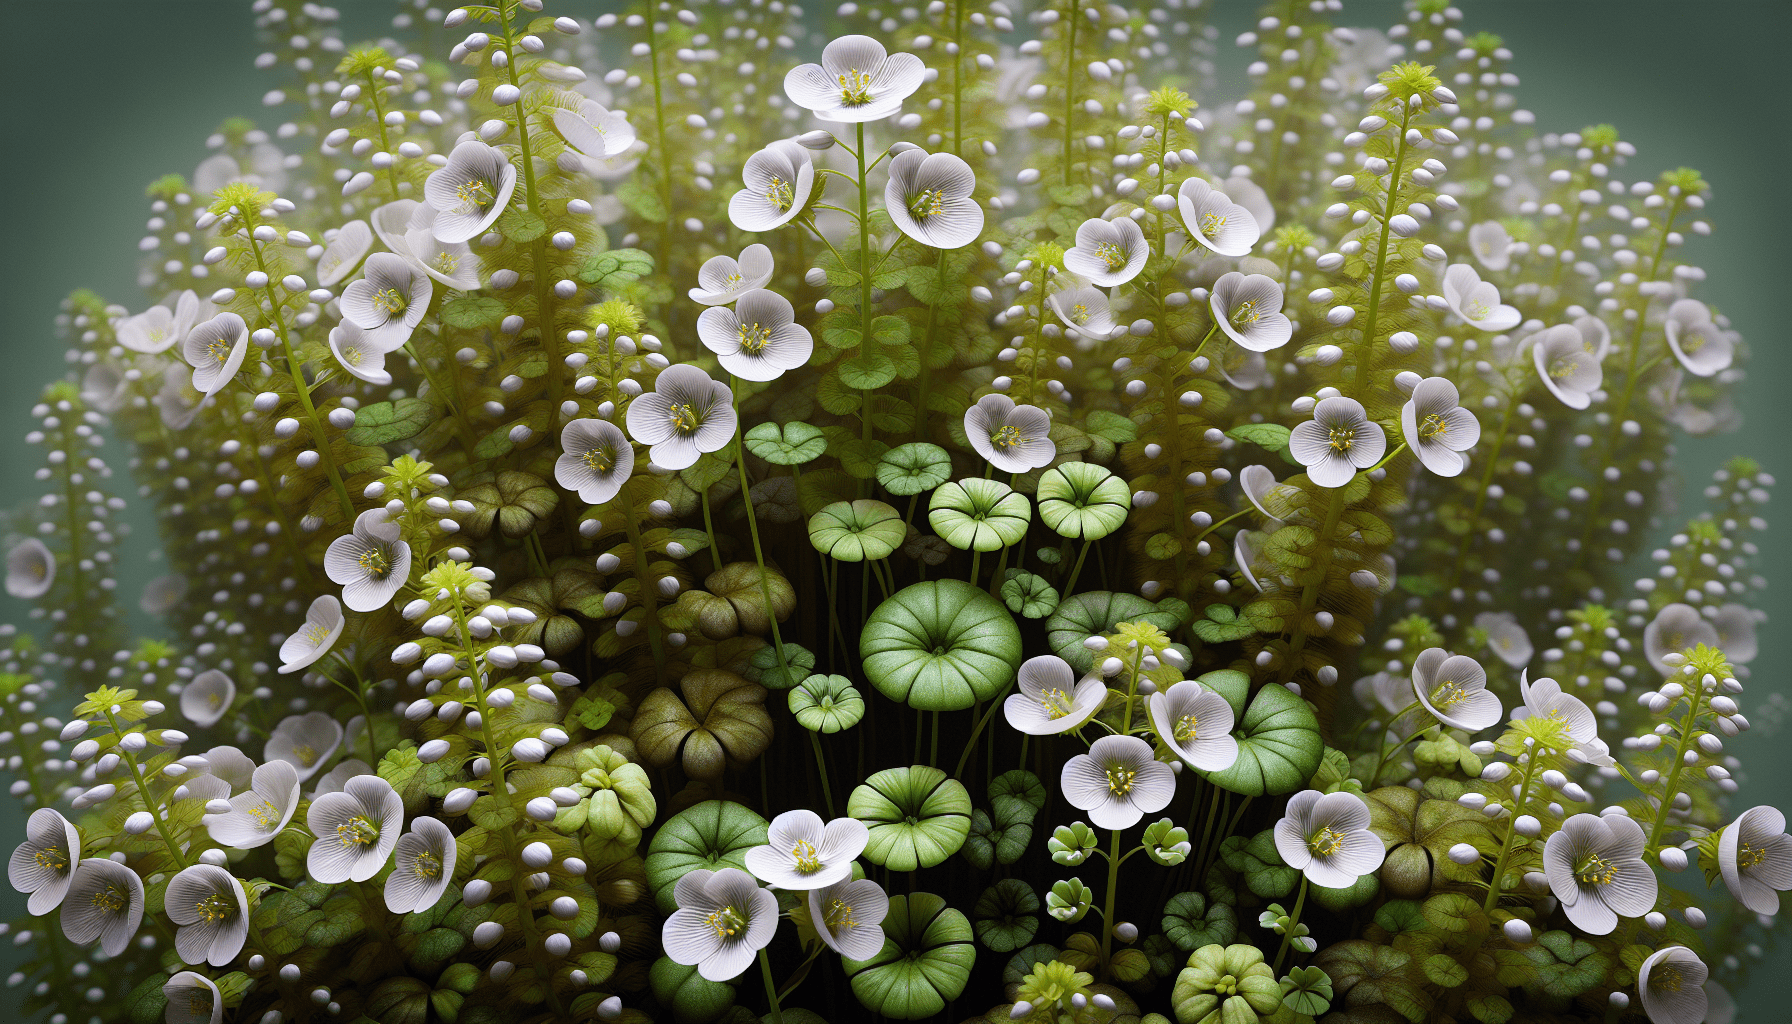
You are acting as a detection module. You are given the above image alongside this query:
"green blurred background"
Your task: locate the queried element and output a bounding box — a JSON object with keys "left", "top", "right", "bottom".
{"left": 0, "top": 0, "right": 1784, "bottom": 1018}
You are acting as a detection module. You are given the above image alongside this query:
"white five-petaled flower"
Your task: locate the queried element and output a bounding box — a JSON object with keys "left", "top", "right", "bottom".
{"left": 1239, "top": 464, "right": 1297, "bottom": 520}
{"left": 182, "top": 312, "right": 250, "bottom": 399}
{"left": 424, "top": 140, "right": 518, "bottom": 244}
{"left": 311, "top": 759, "right": 373, "bottom": 800}
{"left": 885, "top": 149, "right": 983, "bottom": 249}
{"left": 401, "top": 204, "right": 484, "bottom": 291}
{"left": 1064, "top": 216, "right": 1148, "bottom": 287}
{"left": 662, "top": 867, "right": 780, "bottom": 981}
{"left": 61, "top": 858, "right": 144, "bottom": 956}
{"left": 1233, "top": 528, "right": 1277, "bottom": 593}
{"left": 328, "top": 320, "right": 400, "bottom": 386}
{"left": 697, "top": 288, "right": 814, "bottom": 382}
{"left": 1061, "top": 735, "right": 1176, "bottom": 830}
{"left": 1467, "top": 221, "right": 1512, "bottom": 271}
{"left": 1474, "top": 611, "right": 1533, "bottom": 669}
{"left": 1512, "top": 670, "right": 1598, "bottom": 745}
{"left": 324, "top": 508, "right": 412, "bottom": 613}
{"left": 689, "top": 244, "right": 775, "bottom": 305}
{"left": 1409, "top": 648, "right": 1501, "bottom": 732}
{"left": 1148, "top": 679, "right": 1239, "bottom": 771}
{"left": 8, "top": 808, "right": 80, "bottom": 914}
{"left": 1178, "top": 178, "right": 1261, "bottom": 257}
{"left": 279, "top": 594, "right": 346, "bottom": 675}
{"left": 166, "top": 864, "right": 250, "bottom": 967}
{"left": 205, "top": 759, "right": 302, "bottom": 850}
{"left": 729, "top": 140, "right": 815, "bottom": 232}
{"left": 1572, "top": 313, "right": 1612, "bottom": 361}
{"left": 306, "top": 774, "right": 403, "bottom": 884}
{"left": 385, "top": 816, "right": 458, "bottom": 914}
{"left": 1273, "top": 789, "right": 1384, "bottom": 888}
{"left": 181, "top": 669, "right": 236, "bottom": 728}
{"left": 1718, "top": 805, "right": 1791, "bottom": 915}
{"left": 163, "top": 971, "right": 224, "bottom": 1024}
{"left": 1637, "top": 946, "right": 1709, "bottom": 1024}
{"left": 316, "top": 219, "right": 373, "bottom": 287}
{"left": 784, "top": 35, "right": 925, "bottom": 122}
{"left": 552, "top": 98, "right": 637, "bottom": 159}
{"left": 1047, "top": 284, "right": 1116, "bottom": 339}
{"left": 807, "top": 877, "right": 890, "bottom": 960}
{"left": 1290, "top": 396, "right": 1386, "bottom": 488}
{"left": 1531, "top": 322, "right": 1604, "bottom": 410}
{"left": 6, "top": 538, "right": 56, "bottom": 599}
{"left": 1209, "top": 271, "right": 1293, "bottom": 352}
{"left": 1401, "top": 376, "right": 1481, "bottom": 477}
{"left": 266, "top": 711, "right": 344, "bottom": 782}
{"left": 1642, "top": 602, "right": 1719, "bottom": 678}
{"left": 555, "top": 418, "right": 636, "bottom": 505}
{"left": 1663, "top": 298, "right": 1734, "bottom": 378}
{"left": 625, "top": 364, "right": 738, "bottom": 470}
{"left": 1442, "top": 264, "right": 1521, "bottom": 332}
{"left": 342, "top": 252, "right": 432, "bottom": 347}
{"left": 1004, "top": 654, "right": 1106, "bottom": 735}
{"left": 118, "top": 290, "right": 212, "bottom": 355}
{"left": 744, "top": 809, "right": 869, "bottom": 890}
{"left": 965, "top": 393, "right": 1056, "bottom": 474}
{"left": 1543, "top": 812, "right": 1656, "bottom": 934}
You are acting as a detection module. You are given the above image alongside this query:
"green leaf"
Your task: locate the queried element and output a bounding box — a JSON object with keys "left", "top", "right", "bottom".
{"left": 848, "top": 766, "right": 973, "bottom": 871}
{"left": 441, "top": 295, "right": 506, "bottom": 329}
{"left": 1143, "top": 818, "right": 1192, "bottom": 866}
{"left": 1083, "top": 410, "right": 1139, "bottom": 443}
{"left": 1000, "top": 571, "right": 1060, "bottom": 619}
{"left": 988, "top": 770, "right": 1047, "bottom": 815}
{"left": 744, "top": 421, "right": 826, "bottom": 465}
{"left": 1036, "top": 462, "right": 1131, "bottom": 541}
{"left": 347, "top": 398, "right": 434, "bottom": 446}
{"left": 1202, "top": 683, "right": 1324, "bottom": 797}
{"left": 809, "top": 500, "right": 906, "bottom": 561}
{"left": 838, "top": 352, "right": 898, "bottom": 390}
{"left": 843, "top": 893, "right": 975, "bottom": 1020}
{"left": 649, "top": 957, "right": 738, "bottom": 1021}
{"left": 928, "top": 477, "right": 1031, "bottom": 552}
{"left": 617, "top": 181, "right": 668, "bottom": 222}
{"left": 1045, "top": 591, "right": 1182, "bottom": 673}
{"left": 1423, "top": 953, "right": 1469, "bottom": 988}
{"left": 642, "top": 800, "right": 768, "bottom": 913}
{"left": 578, "top": 248, "right": 655, "bottom": 290}
{"left": 1192, "top": 603, "right": 1257, "bottom": 643}
{"left": 972, "top": 879, "right": 1039, "bottom": 953}
{"left": 860, "top": 580, "right": 1021, "bottom": 711}
{"left": 1227, "top": 422, "right": 1293, "bottom": 453}
{"left": 498, "top": 207, "right": 547, "bottom": 243}
{"left": 788, "top": 674, "right": 865, "bottom": 733}
{"left": 821, "top": 326, "right": 863, "bottom": 350}
{"left": 870, "top": 315, "right": 912, "bottom": 345}
{"left": 876, "top": 443, "right": 952, "bottom": 496}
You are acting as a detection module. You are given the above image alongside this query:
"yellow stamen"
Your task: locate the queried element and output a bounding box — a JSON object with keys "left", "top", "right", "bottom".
{"left": 90, "top": 884, "right": 128, "bottom": 915}
{"left": 455, "top": 177, "right": 495, "bottom": 210}
{"left": 1106, "top": 764, "right": 1136, "bottom": 798}
{"left": 581, "top": 446, "right": 616, "bottom": 474}
{"left": 1094, "top": 242, "right": 1127, "bottom": 272}
{"left": 337, "top": 814, "right": 379, "bottom": 849}
{"left": 792, "top": 839, "right": 823, "bottom": 874}
{"left": 1429, "top": 679, "right": 1469, "bottom": 709}
{"left": 909, "top": 188, "right": 946, "bottom": 220}
{"left": 371, "top": 287, "right": 407, "bottom": 318}
{"left": 1418, "top": 412, "right": 1449, "bottom": 441}
{"left": 207, "top": 338, "right": 233, "bottom": 366}
{"left": 668, "top": 402, "right": 702, "bottom": 435}
{"left": 33, "top": 846, "right": 67, "bottom": 874}
{"left": 358, "top": 546, "right": 391, "bottom": 580}
{"left": 990, "top": 424, "right": 1024, "bottom": 452}
{"left": 413, "top": 849, "right": 443, "bottom": 881}
{"left": 1200, "top": 211, "right": 1227, "bottom": 239}
{"left": 1308, "top": 826, "right": 1346, "bottom": 858}
{"left": 293, "top": 744, "right": 319, "bottom": 768}
{"left": 1038, "top": 687, "right": 1076, "bottom": 720}
{"left": 705, "top": 905, "right": 746, "bottom": 939}
{"left": 195, "top": 892, "right": 236, "bottom": 924}
{"left": 837, "top": 68, "right": 874, "bottom": 106}
{"left": 1230, "top": 300, "right": 1260, "bottom": 328}
{"left": 247, "top": 801, "right": 282, "bottom": 832}
{"left": 738, "top": 321, "right": 773, "bottom": 355}
{"left": 1736, "top": 843, "right": 1769, "bottom": 871}
{"left": 1173, "top": 713, "right": 1200, "bottom": 744}
{"left": 823, "top": 897, "right": 858, "bottom": 933}
{"left": 765, "top": 175, "right": 795, "bottom": 212}
{"left": 1327, "top": 426, "right": 1356, "bottom": 453}
{"left": 1574, "top": 852, "right": 1617, "bottom": 888}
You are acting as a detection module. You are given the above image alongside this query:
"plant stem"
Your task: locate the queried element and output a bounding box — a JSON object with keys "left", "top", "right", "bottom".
{"left": 1061, "top": 0, "right": 1079, "bottom": 186}
{"left": 807, "top": 729, "right": 836, "bottom": 817}
{"left": 1344, "top": 106, "right": 1413, "bottom": 401}
{"left": 1646, "top": 678, "right": 1707, "bottom": 851}
{"left": 1483, "top": 751, "right": 1543, "bottom": 914}
{"left": 1272, "top": 876, "right": 1309, "bottom": 973}
{"left": 1098, "top": 824, "right": 1123, "bottom": 976}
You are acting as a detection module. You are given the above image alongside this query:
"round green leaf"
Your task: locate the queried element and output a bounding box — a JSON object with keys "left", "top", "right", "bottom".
{"left": 877, "top": 443, "right": 952, "bottom": 496}
{"left": 1162, "top": 891, "right": 1239, "bottom": 952}
{"left": 843, "top": 892, "right": 975, "bottom": 1020}
{"left": 973, "top": 879, "right": 1040, "bottom": 952}
{"left": 788, "top": 674, "right": 866, "bottom": 733}
{"left": 928, "top": 478, "right": 1031, "bottom": 552}
{"left": 848, "top": 765, "right": 973, "bottom": 871}
{"left": 1045, "top": 591, "right": 1182, "bottom": 673}
{"left": 648, "top": 956, "right": 738, "bottom": 1023}
{"left": 809, "top": 500, "right": 905, "bottom": 562}
{"left": 744, "top": 421, "right": 826, "bottom": 465}
{"left": 1202, "top": 684, "right": 1324, "bottom": 798}
{"left": 1036, "top": 462, "right": 1132, "bottom": 540}
{"left": 860, "top": 580, "right": 1022, "bottom": 711}
{"left": 1000, "top": 571, "right": 1060, "bottom": 619}
{"left": 838, "top": 352, "right": 897, "bottom": 390}
{"left": 988, "top": 769, "right": 1047, "bottom": 815}
{"left": 643, "top": 800, "right": 769, "bottom": 913}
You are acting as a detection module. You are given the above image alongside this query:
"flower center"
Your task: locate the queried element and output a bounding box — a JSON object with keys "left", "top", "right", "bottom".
{"left": 1418, "top": 412, "right": 1449, "bottom": 441}
{"left": 302, "top": 623, "right": 332, "bottom": 646}
{"left": 1652, "top": 965, "right": 1683, "bottom": 993}
{"left": 455, "top": 177, "right": 494, "bottom": 211}
{"left": 1429, "top": 678, "right": 1469, "bottom": 709}
{"left": 990, "top": 425, "right": 1025, "bottom": 453}
{"left": 1682, "top": 329, "right": 1706, "bottom": 354}
{"left": 1230, "top": 300, "right": 1260, "bottom": 327}
{"left": 196, "top": 891, "right": 236, "bottom": 924}
{"left": 1173, "top": 713, "right": 1200, "bottom": 744}
{"left": 1549, "top": 355, "right": 1581, "bottom": 381}
{"left": 358, "top": 545, "right": 391, "bottom": 580}
{"left": 431, "top": 251, "right": 460, "bottom": 275}
{"left": 704, "top": 905, "right": 747, "bottom": 939}
{"left": 341, "top": 346, "right": 364, "bottom": 366}
{"left": 1308, "top": 826, "right": 1346, "bottom": 857}
{"left": 1095, "top": 242, "right": 1127, "bottom": 272}
{"left": 765, "top": 175, "right": 795, "bottom": 212}
{"left": 1067, "top": 303, "right": 1092, "bottom": 325}
{"left": 738, "top": 321, "right": 773, "bottom": 355}
{"left": 909, "top": 188, "right": 946, "bottom": 220}
{"left": 1327, "top": 426, "right": 1356, "bottom": 453}
{"left": 837, "top": 68, "right": 874, "bottom": 106}
{"left": 207, "top": 338, "right": 233, "bottom": 366}
{"left": 823, "top": 897, "right": 857, "bottom": 933}
{"left": 33, "top": 845, "right": 68, "bottom": 875}
{"left": 723, "top": 271, "right": 743, "bottom": 287}
{"left": 337, "top": 814, "right": 379, "bottom": 849}
{"left": 372, "top": 287, "right": 408, "bottom": 318}
{"left": 791, "top": 838, "right": 823, "bottom": 873}
{"left": 582, "top": 445, "right": 616, "bottom": 473}
{"left": 1574, "top": 852, "right": 1617, "bottom": 888}
{"left": 1200, "top": 212, "right": 1227, "bottom": 239}
{"left": 667, "top": 402, "right": 702, "bottom": 436}
{"left": 90, "top": 884, "right": 128, "bottom": 915}
{"left": 1465, "top": 298, "right": 1491, "bottom": 321}
{"left": 293, "top": 744, "right": 320, "bottom": 768}
{"left": 1106, "top": 764, "right": 1136, "bottom": 797}
{"left": 247, "top": 800, "right": 283, "bottom": 832}
{"left": 1736, "top": 842, "right": 1769, "bottom": 871}
{"left": 208, "top": 691, "right": 224, "bottom": 710}
{"left": 1038, "top": 687, "right": 1076, "bottom": 720}
{"left": 1214, "top": 973, "right": 1240, "bottom": 996}
{"left": 187, "top": 992, "right": 213, "bottom": 1017}
{"left": 413, "top": 849, "right": 443, "bottom": 880}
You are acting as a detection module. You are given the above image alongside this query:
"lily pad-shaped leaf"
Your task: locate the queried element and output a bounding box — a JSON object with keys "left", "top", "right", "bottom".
{"left": 1363, "top": 785, "right": 1496, "bottom": 899}
{"left": 860, "top": 580, "right": 1021, "bottom": 711}
{"left": 1036, "top": 462, "right": 1132, "bottom": 541}
{"left": 1520, "top": 930, "right": 1609, "bottom": 999}
{"left": 649, "top": 957, "right": 739, "bottom": 1023}
{"left": 643, "top": 800, "right": 769, "bottom": 914}
{"left": 928, "top": 478, "right": 1031, "bottom": 552}
{"left": 962, "top": 808, "right": 1032, "bottom": 869}
{"left": 745, "top": 421, "right": 827, "bottom": 465}
{"left": 788, "top": 674, "right": 866, "bottom": 733}
{"left": 459, "top": 469, "right": 560, "bottom": 540}
{"left": 809, "top": 500, "right": 906, "bottom": 562}
{"left": 1280, "top": 965, "right": 1335, "bottom": 1017}
{"left": 1162, "top": 891, "right": 1239, "bottom": 952}
{"left": 1172, "top": 942, "right": 1282, "bottom": 1024}
{"left": 1201, "top": 683, "right": 1323, "bottom": 797}
{"left": 1311, "top": 871, "right": 1380, "bottom": 912}
{"left": 842, "top": 892, "right": 975, "bottom": 1020}
{"left": 1046, "top": 592, "right": 1185, "bottom": 673}
{"left": 1314, "top": 941, "right": 1432, "bottom": 1024}
{"left": 630, "top": 670, "right": 773, "bottom": 779}
{"left": 848, "top": 765, "right": 973, "bottom": 871}
{"left": 744, "top": 642, "right": 815, "bottom": 691}
{"left": 1000, "top": 571, "right": 1060, "bottom": 619}
{"left": 989, "top": 770, "right": 1047, "bottom": 814}
{"left": 705, "top": 563, "right": 796, "bottom": 635}
{"left": 1218, "top": 828, "right": 1298, "bottom": 899}
{"left": 877, "top": 443, "right": 952, "bottom": 496}
{"left": 973, "top": 879, "right": 1040, "bottom": 953}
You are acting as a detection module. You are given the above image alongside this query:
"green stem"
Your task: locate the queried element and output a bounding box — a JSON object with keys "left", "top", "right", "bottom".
{"left": 1278, "top": 485, "right": 1346, "bottom": 685}
{"left": 618, "top": 476, "right": 668, "bottom": 679}
{"left": 497, "top": 3, "right": 562, "bottom": 416}
{"left": 104, "top": 709, "right": 187, "bottom": 871}
{"left": 1272, "top": 877, "right": 1308, "bottom": 973}
{"left": 1062, "top": 538, "right": 1093, "bottom": 598}
{"left": 1098, "top": 825, "right": 1123, "bottom": 977}
{"left": 952, "top": 681, "right": 1015, "bottom": 779}
{"left": 1646, "top": 679, "right": 1707, "bottom": 851}
{"left": 855, "top": 122, "right": 876, "bottom": 486}
{"left": 807, "top": 730, "right": 837, "bottom": 817}
{"left": 1061, "top": 0, "right": 1079, "bottom": 186}
{"left": 1344, "top": 107, "right": 1412, "bottom": 401}
{"left": 1447, "top": 391, "right": 1515, "bottom": 590}
{"left": 1483, "top": 752, "right": 1543, "bottom": 914}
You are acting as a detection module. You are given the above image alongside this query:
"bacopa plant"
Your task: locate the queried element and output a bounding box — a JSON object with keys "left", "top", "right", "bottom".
{"left": 2, "top": 1, "right": 1786, "bottom": 1023}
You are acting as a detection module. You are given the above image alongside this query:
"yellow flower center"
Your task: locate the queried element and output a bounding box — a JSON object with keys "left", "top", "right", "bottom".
{"left": 1418, "top": 412, "right": 1449, "bottom": 441}
{"left": 337, "top": 814, "right": 379, "bottom": 849}
{"left": 90, "top": 884, "right": 128, "bottom": 915}
{"left": 1327, "top": 426, "right": 1356, "bottom": 453}
{"left": 455, "top": 177, "right": 495, "bottom": 210}
{"left": 1173, "top": 713, "right": 1200, "bottom": 744}
{"left": 990, "top": 424, "right": 1024, "bottom": 452}
{"left": 581, "top": 446, "right": 616, "bottom": 474}
{"left": 187, "top": 992, "right": 213, "bottom": 1017}
{"left": 413, "top": 849, "right": 443, "bottom": 881}
{"left": 341, "top": 346, "right": 364, "bottom": 366}
{"left": 667, "top": 402, "right": 702, "bottom": 436}
{"left": 33, "top": 845, "right": 68, "bottom": 874}
{"left": 723, "top": 271, "right": 744, "bottom": 287}
{"left": 1736, "top": 842, "right": 1769, "bottom": 871}
{"left": 293, "top": 744, "right": 320, "bottom": 768}
{"left": 1575, "top": 852, "right": 1617, "bottom": 888}
{"left": 301, "top": 623, "right": 333, "bottom": 646}
{"left": 1308, "top": 826, "right": 1346, "bottom": 858}
{"left": 1038, "top": 687, "right": 1076, "bottom": 720}
{"left": 738, "top": 321, "right": 773, "bottom": 355}
{"left": 823, "top": 897, "right": 858, "bottom": 933}
{"left": 1429, "top": 678, "right": 1469, "bottom": 709}
{"left": 431, "top": 251, "right": 461, "bottom": 275}
{"left": 1230, "top": 300, "right": 1260, "bottom": 328}
{"left": 837, "top": 68, "right": 874, "bottom": 106}
{"left": 765, "top": 175, "right": 795, "bottom": 212}
{"left": 1465, "top": 298, "right": 1491, "bottom": 321}
{"left": 909, "top": 188, "right": 946, "bottom": 220}
{"left": 1106, "top": 764, "right": 1136, "bottom": 798}
{"left": 247, "top": 800, "right": 283, "bottom": 832}
{"left": 372, "top": 287, "right": 408, "bottom": 318}
{"left": 1068, "top": 303, "right": 1092, "bottom": 325}
{"left": 1549, "top": 355, "right": 1581, "bottom": 381}
{"left": 358, "top": 546, "right": 391, "bottom": 580}
{"left": 1095, "top": 242, "right": 1127, "bottom": 272}
{"left": 196, "top": 891, "right": 236, "bottom": 924}
{"left": 1200, "top": 211, "right": 1227, "bottom": 239}
{"left": 705, "top": 905, "right": 747, "bottom": 939}
{"left": 207, "top": 338, "right": 233, "bottom": 366}
{"left": 1652, "top": 965, "right": 1683, "bottom": 993}
{"left": 1682, "top": 329, "right": 1706, "bottom": 354}
{"left": 792, "top": 839, "right": 823, "bottom": 874}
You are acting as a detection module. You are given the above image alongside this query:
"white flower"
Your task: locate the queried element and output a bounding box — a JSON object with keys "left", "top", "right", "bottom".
{"left": 1642, "top": 603, "right": 1718, "bottom": 677}
{"left": 555, "top": 419, "right": 636, "bottom": 505}
{"left": 1239, "top": 464, "right": 1297, "bottom": 520}
{"left": 552, "top": 98, "right": 637, "bottom": 159}
{"left": 1209, "top": 272, "right": 1292, "bottom": 352}
{"left": 1531, "top": 322, "right": 1603, "bottom": 410}
{"left": 195, "top": 745, "right": 259, "bottom": 795}
{"left": 1004, "top": 655, "right": 1105, "bottom": 736}
{"left": 1572, "top": 314, "right": 1612, "bottom": 361}
{"left": 1047, "top": 284, "right": 1116, "bottom": 339}
{"left": 1718, "top": 805, "right": 1791, "bottom": 915}
{"left": 1409, "top": 648, "right": 1501, "bottom": 732}
{"left": 689, "top": 244, "right": 775, "bottom": 305}
{"left": 1222, "top": 175, "right": 1275, "bottom": 234}
{"left": 181, "top": 669, "right": 236, "bottom": 728}
{"left": 1178, "top": 178, "right": 1260, "bottom": 257}
{"left": 1467, "top": 221, "right": 1512, "bottom": 271}
{"left": 423, "top": 140, "right": 518, "bottom": 244}
{"left": 1273, "top": 790, "right": 1384, "bottom": 888}
{"left": 324, "top": 508, "right": 412, "bottom": 613}
{"left": 82, "top": 363, "right": 128, "bottom": 413}
{"left": 182, "top": 312, "right": 250, "bottom": 399}
{"left": 163, "top": 972, "right": 224, "bottom": 1024}
{"left": 316, "top": 219, "right": 373, "bottom": 287}
{"left": 1663, "top": 298, "right": 1733, "bottom": 378}
{"left": 266, "top": 711, "right": 343, "bottom": 782}
{"left": 965, "top": 394, "right": 1056, "bottom": 474}
{"left": 1234, "top": 528, "right": 1275, "bottom": 593}
{"left": 279, "top": 594, "right": 345, "bottom": 675}
{"left": 328, "top": 321, "right": 398, "bottom": 386}
{"left": 1442, "top": 264, "right": 1520, "bottom": 332}
{"left": 1401, "top": 377, "right": 1481, "bottom": 477}
{"left": 306, "top": 775, "right": 403, "bottom": 884}
{"left": 310, "top": 759, "right": 372, "bottom": 800}
{"left": 1474, "top": 612, "right": 1533, "bottom": 669}
{"left": 8, "top": 808, "right": 81, "bottom": 914}
{"left": 371, "top": 198, "right": 421, "bottom": 254}
{"left": 1513, "top": 671, "right": 1598, "bottom": 745}
{"left": 1542, "top": 812, "right": 1656, "bottom": 934}
{"left": 1637, "top": 946, "right": 1709, "bottom": 1024}
{"left": 885, "top": 150, "right": 983, "bottom": 249}
{"left": 729, "top": 140, "right": 814, "bottom": 232}
{"left": 1148, "top": 680, "right": 1239, "bottom": 771}
{"left": 662, "top": 867, "right": 779, "bottom": 981}
{"left": 204, "top": 759, "right": 302, "bottom": 850}
{"left": 624, "top": 364, "right": 738, "bottom": 471}
{"left": 385, "top": 816, "right": 458, "bottom": 914}
{"left": 784, "top": 35, "right": 925, "bottom": 122}
{"left": 6, "top": 539, "right": 56, "bottom": 599}
{"left": 401, "top": 203, "right": 484, "bottom": 290}
{"left": 60, "top": 858, "right": 144, "bottom": 956}
{"left": 165, "top": 864, "right": 250, "bottom": 966}
{"left": 119, "top": 289, "right": 213, "bottom": 355}
{"left": 1063, "top": 216, "right": 1148, "bottom": 287}
{"left": 807, "top": 878, "right": 890, "bottom": 960}
{"left": 1290, "top": 396, "right": 1386, "bottom": 488}
{"left": 1709, "top": 602, "right": 1757, "bottom": 664}
{"left": 744, "top": 809, "right": 868, "bottom": 890}
{"left": 342, "top": 252, "right": 432, "bottom": 347}
{"left": 1061, "top": 735, "right": 1176, "bottom": 830}
{"left": 697, "top": 288, "right": 814, "bottom": 382}
{"left": 1219, "top": 347, "right": 1272, "bottom": 390}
